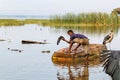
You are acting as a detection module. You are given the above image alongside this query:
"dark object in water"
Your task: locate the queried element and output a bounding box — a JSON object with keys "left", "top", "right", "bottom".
{"left": 22, "top": 40, "right": 47, "bottom": 44}
{"left": 100, "top": 50, "right": 120, "bottom": 80}
{"left": 8, "top": 48, "right": 23, "bottom": 53}
{"left": 0, "top": 39, "right": 6, "bottom": 41}
{"left": 41, "top": 50, "right": 50, "bottom": 53}
{"left": 57, "top": 36, "right": 65, "bottom": 45}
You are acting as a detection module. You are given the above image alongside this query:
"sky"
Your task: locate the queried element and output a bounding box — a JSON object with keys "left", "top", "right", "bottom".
{"left": 0, "top": 0, "right": 120, "bottom": 15}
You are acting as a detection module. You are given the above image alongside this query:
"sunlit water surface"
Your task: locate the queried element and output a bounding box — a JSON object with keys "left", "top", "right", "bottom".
{"left": 0, "top": 24, "right": 120, "bottom": 80}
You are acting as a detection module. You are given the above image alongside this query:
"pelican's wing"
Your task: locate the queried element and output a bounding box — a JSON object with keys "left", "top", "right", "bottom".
{"left": 100, "top": 50, "right": 120, "bottom": 80}
{"left": 57, "top": 36, "right": 65, "bottom": 45}
{"left": 103, "top": 35, "right": 110, "bottom": 44}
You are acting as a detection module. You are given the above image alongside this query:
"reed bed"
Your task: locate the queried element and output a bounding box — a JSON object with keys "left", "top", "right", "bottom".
{"left": 0, "top": 12, "right": 119, "bottom": 27}
{"left": 0, "top": 19, "right": 24, "bottom": 26}
{"left": 50, "top": 12, "right": 120, "bottom": 26}
{"left": 0, "top": 19, "right": 49, "bottom": 26}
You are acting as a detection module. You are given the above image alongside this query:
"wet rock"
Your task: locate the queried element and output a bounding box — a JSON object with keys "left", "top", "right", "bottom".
{"left": 52, "top": 44, "right": 107, "bottom": 62}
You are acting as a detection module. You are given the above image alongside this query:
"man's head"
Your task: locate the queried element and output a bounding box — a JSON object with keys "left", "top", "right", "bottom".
{"left": 67, "top": 30, "right": 74, "bottom": 36}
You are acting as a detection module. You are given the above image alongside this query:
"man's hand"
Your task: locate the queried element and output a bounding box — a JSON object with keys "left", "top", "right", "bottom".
{"left": 66, "top": 50, "right": 71, "bottom": 53}
{"left": 61, "top": 37, "right": 65, "bottom": 41}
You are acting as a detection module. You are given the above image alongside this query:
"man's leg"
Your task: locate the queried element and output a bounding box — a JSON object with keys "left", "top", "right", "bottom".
{"left": 73, "top": 38, "right": 84, "bottom": 52}
{"left": 83, "top": 44, "right": 89, "bottom": 54}
{"left": 73, "top": 43, "right": 81, "bottom": 51}
{"left": 83, "top": 39, "right": 89, "bottom": 60}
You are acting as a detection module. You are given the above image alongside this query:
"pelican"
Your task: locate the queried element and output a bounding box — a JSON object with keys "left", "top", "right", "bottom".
{"left": 100, "top": 50, "right": 120, "bottom": 80}
{"left": 103, "top": 30, "right": 114, "bottom": 45}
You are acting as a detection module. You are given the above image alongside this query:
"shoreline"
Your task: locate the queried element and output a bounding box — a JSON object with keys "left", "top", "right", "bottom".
{"left": 0, "top": 19, "right": 119, "bottom": 27}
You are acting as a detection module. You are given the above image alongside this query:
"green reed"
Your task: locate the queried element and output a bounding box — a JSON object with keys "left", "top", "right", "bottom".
{"left": 0, "top": 12, "right": 119, "bottom": 27}
{"left": 50, "top": 12, "right": 120, "bottom": 26}
{"left": 0, "top": 19, "right": 49, "bottom": 26}
{"left": 0, "top": 19, "right": 25, "bottom": 26}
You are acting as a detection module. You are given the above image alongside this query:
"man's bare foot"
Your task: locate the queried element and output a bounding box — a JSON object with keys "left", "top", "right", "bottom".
{"left": 73, "top": 48, "right": 77, "bottom": 51}
{"left": 65, "top": 50, "right": 71, "bottom": 53}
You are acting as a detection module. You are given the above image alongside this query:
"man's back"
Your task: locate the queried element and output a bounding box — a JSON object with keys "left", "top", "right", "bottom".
{"left": 70, "top": 34, "right": 88, "bottom": 41}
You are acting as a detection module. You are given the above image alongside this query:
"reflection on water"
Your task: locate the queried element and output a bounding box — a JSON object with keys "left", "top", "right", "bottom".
{"left": 57, "top": 64, "right": 89, "bottom": 80}
{"left": 52, "top": 56, "right": 111, "bottom": 80}
{"left": 54, "top": 59, "right": 89, "bottom": 80}
{"left": 50, "top": 26, "right": 120, "bottom": 36}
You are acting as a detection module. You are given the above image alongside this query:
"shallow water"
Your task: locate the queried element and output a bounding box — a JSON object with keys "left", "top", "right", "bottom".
{"left": 0, "top": 24, "right": 119, "bottom": 80}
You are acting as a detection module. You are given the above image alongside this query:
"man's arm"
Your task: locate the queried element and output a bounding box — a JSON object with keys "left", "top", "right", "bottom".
{"left": 62, "top": 38, "right": 71, "bottom": 44}
{"left": 68, "top": 42, "right": 73, "bottom": 52}
{"left": 64, "top": 39, "right": 70, "bottom": 44}
{"left": 62, "top": 38, "right": 74, "bottom": 53}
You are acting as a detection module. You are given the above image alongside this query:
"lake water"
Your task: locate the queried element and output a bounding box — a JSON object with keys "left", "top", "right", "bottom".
{"left": 0, "top": 15, "right": 49, "bottom": 19}
{"left": 0, "top": 24, "right": 120, "bottom": 80}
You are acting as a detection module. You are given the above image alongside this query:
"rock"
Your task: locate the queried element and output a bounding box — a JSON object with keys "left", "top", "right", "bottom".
{"left": 52, "top": 44, "right": 106, "bottom": 62}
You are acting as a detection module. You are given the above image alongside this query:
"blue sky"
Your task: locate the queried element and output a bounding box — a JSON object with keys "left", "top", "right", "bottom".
{"left": 0, "top": 0, "right": 120, "bottom": 15}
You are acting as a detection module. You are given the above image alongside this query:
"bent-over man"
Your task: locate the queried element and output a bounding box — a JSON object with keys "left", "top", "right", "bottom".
{"left": 62, "top": 30, "right": 89, "bottom": 54}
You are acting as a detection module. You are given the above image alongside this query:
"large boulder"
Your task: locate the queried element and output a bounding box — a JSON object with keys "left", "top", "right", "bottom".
{"left": 52, "top": 44, "right": 106, "bottom": 62}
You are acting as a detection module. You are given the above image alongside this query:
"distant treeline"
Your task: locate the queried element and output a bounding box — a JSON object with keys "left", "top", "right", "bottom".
{"left": 50, "top": 12, "right": 120, "bottom": 26}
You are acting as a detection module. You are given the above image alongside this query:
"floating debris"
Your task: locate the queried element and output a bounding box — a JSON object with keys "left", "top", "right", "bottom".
{"left": 8, "top": 48, "right": 23, "bottom": 53}
{"left": 40, "top": 28, "right": 42, "bottom": 30}
{"left": 21, "top": 40, "right": 48, "bottom": 44}
{"left": 41, "top": 50, "right": 50, "bottom": 53}
{"left": 43, "top": 40, "right": 47, "bottom": 43}
{"left": 0, "top": 39, "right": 6, "bottom": 41}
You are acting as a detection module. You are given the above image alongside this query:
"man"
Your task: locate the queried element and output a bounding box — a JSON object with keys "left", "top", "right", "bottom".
{"left": 62, "top": 30, "right": 89, "bottom": 53}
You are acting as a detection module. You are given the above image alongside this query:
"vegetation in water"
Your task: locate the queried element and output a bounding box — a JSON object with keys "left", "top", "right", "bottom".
{"left": 49, "top": 12, "right": 120, "bottom": 27}
{"left": 0, "top": 11, "right": 120, "bottom": 27}
{"left": 0, "top": 19, "right": 49, "bottom": 26}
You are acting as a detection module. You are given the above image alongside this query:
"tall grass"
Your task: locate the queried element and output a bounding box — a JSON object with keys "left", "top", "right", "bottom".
{"left": 0, "top": 19, "right": 49, "bottom": 26}
{"left": 0, "top": 19, "right": 24, "bottom": 26}
{"left": 0, "top": 12, "right": 119, "bottom": 27}
{"left": 50, "top": 12, "right": 120, "bottom": 26}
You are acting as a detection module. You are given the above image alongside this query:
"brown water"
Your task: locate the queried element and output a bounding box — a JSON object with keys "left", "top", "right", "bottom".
{"left": 0, "top": 24, "right": 119, "bottom": 80}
